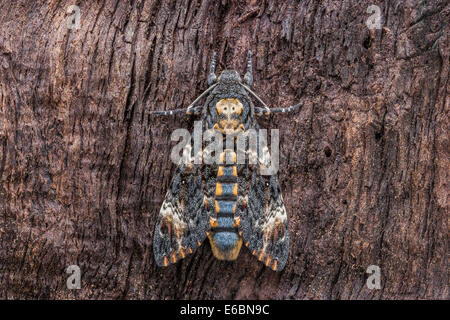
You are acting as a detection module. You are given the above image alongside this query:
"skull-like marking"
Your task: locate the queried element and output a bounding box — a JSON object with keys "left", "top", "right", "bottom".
{"left": 213, "top": 98, "right": 245, "bottom": 135}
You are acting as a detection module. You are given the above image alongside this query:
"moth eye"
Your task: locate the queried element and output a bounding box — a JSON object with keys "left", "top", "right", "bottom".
{"left": 265, "top": 181, "right": 269, "bottom": 187}
{"left": 181, "top": 179, "right": 186, "bottom": 184}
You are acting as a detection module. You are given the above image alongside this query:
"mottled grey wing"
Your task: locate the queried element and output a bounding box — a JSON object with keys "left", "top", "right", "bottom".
{"left": 153, "top": 163, "right": 210, "bottom": 267}
{"left": 238, "top": 172, "right": 290, "bottom": 271}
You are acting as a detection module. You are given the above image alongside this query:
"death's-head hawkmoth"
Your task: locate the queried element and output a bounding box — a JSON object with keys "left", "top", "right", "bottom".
{"left": 151, "top": 51, "right": 302, "bottom": 271}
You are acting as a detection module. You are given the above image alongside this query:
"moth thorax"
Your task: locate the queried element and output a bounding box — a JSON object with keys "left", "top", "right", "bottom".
{"left": 214, "top": 98, "right": 245, "bottom": 135}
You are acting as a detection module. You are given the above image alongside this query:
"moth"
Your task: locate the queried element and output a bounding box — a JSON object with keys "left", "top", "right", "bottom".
{"left": 151, "top": 51, "right": 302, "bottom": 271}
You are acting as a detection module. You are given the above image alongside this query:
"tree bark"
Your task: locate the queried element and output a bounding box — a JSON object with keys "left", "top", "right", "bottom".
{"left": 0, "top": 0, "right": 448, "bottom": 299}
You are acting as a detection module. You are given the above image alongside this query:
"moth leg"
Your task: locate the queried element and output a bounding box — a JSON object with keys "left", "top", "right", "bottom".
{"left": 255, "top": 107, "right": 269, "bottom": 116}
{"left": 255, "top": 102, "right": 303, "bottom": 116}
{"left": 150, "top": 81, "right": 217, "bottom": 116}
{"left": 150, "top": 105, "right": 203, "bottom": 116}
{"left": 268, "top": 102, "right": 303, "bottom": 114}
{"left": 150, "top": 108, "right": 189, "bottom": 116}
{"left": 244, "top": 50, "right": 253, "bottom": 86}
{"left": 207, "top": 52, "right": 217, "bottom": 86}
{"left": 242, "top": 80, "right": 303, "bottom": 116}
{"left": 186, "top": 105, "right": 203, "bottom": 115}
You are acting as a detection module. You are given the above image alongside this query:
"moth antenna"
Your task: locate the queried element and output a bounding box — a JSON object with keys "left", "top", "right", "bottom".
{"left": 241, "top": 84, "right": 270, "bottom": 114}
{"left": 207, "top": 52, "right": 217, "bottom": 86}
{"left": 150, "top": 84, "right": 217, "bottom": 116}
{"left": 244, "top": 50, "right": 253, "bottom": 86}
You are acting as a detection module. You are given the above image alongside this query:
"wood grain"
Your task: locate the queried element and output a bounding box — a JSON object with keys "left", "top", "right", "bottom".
{"left": 0, "top": 0, "right": 448, "bottom": 299}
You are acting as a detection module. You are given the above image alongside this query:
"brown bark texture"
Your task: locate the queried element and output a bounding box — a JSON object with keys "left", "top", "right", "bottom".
{"left": 0, "top": 0, "right": 448, "bottom": 299}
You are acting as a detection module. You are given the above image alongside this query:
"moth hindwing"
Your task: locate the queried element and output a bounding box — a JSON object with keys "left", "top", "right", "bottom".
{"left": 152, "top": 51, "right": 302, "bottom": 271}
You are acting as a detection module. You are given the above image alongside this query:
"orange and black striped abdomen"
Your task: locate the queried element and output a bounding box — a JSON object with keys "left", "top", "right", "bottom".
{"left": 207, "top": 149, "right": 242, "bottom": 260}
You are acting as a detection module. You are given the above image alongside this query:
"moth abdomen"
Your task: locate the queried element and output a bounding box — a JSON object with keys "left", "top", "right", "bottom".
{"left": 208, "top": 149, "right": 243, "bottom": 260}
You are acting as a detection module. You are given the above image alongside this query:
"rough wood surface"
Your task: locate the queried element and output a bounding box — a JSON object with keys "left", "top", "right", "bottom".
{"left": 0, "top": 0, "right": 448, "bottom": 299}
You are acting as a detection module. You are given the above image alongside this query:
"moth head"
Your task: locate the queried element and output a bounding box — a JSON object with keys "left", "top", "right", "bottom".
{"left": 217, "top": 70, "right": 242, "bottom": 84}
{"left": 214, "top": 98, "right": 245, "bottom": 135}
